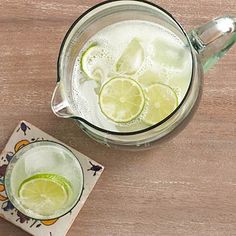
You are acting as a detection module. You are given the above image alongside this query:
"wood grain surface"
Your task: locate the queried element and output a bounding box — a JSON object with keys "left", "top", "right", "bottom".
{"left": 0, "top": 0, "right": 236, "bottom": 235}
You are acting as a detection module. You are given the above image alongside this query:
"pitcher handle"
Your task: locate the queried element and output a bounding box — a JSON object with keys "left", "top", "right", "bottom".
{"left": 189, "top": 16, "right": 236, "bottom": 72}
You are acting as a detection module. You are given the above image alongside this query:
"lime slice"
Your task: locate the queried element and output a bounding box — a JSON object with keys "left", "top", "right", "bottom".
{"left": 18, "top": 173, "right": 72, "bottom": 216}
{"left": 80, "top": 43, "right": 106, "bottom": 81}
{"left": 143, "top": 83, "right": 178, "bottom": 125}
{"left": 116, "top": 38, "right": 144, "bottom": 75}
{"left": 99, "top": 77, "right": 145, "bottom": 123}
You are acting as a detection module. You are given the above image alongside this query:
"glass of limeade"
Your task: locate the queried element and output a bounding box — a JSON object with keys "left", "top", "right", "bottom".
{"left": 51, "top": 1, "right": 236, "bottom": 149}
{"left": 4, "top": 141, "right": 84, "bottom": 220}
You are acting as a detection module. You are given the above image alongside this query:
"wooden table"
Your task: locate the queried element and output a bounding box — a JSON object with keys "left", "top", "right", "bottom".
{"left": 0, "top": 0, "right": 236, "bottom": 235}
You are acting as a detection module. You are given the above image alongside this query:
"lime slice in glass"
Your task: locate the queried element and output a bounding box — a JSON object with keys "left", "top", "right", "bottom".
{"left": 143, "top": 83, "right": 178, "bottom": 125}
{"left": 99, "top": 77, "right": 145, "bottom": 123}
{"left": 80, "top": 43, "right": 106, "bottom": 81}
{"left": 18, "top": 173, "right": 72, "bottom": 216}
{"left": 116, "top": 38, "right": 144, "bottom": 75}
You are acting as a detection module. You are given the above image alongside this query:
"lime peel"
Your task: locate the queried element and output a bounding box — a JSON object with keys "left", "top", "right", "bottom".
{"left": 80, "top": 42, "right": 105, "bottom": 81}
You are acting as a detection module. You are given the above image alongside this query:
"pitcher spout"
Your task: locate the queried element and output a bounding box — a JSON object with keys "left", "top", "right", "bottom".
{"left": 51, "top": 83, "right": 73, "bottom": 118}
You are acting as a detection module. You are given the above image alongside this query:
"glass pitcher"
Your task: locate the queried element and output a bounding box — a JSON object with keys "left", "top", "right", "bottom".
{"left": 51, "top": 0, "right": 236, "bottom": 150}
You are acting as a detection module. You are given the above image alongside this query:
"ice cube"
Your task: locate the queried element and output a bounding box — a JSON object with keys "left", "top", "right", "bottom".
{"left": 153, "top": 37, "right": 189, "bottom": 70}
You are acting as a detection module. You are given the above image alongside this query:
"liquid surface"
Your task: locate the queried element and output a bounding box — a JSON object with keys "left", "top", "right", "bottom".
{"left": 72, "top": 20, "right": 192, "bottom": 132}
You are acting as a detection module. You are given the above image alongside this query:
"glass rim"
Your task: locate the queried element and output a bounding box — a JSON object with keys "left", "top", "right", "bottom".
{"left": 4, "top": 140, "right": 84, "bottom": 221}
{"left": 57, "top": 0, "right": 195, "bottom": 136}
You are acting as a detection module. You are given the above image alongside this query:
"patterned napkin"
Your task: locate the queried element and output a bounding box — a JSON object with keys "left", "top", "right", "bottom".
{"left": 0, "top": 121, "right": 104, "bottom": 236}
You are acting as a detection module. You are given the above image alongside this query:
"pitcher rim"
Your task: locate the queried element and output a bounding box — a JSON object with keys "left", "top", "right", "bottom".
{"left": 56, "top": 0, "right": 195, "bottom": 136}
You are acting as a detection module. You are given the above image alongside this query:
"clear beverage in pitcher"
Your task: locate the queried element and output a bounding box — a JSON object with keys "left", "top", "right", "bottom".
{"left": 71, "top": 20, "right": 192, "bottom": 132}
